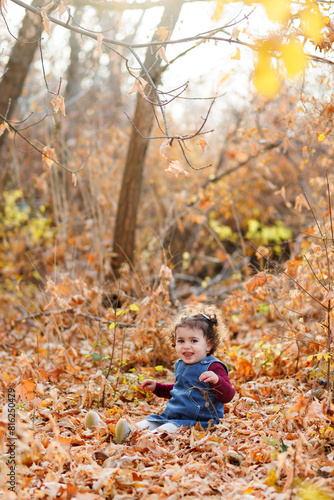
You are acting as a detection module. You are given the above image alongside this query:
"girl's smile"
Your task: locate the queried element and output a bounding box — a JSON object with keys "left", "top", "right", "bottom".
{"left": 175, "top": 326, "right": 212, "bottom": 364}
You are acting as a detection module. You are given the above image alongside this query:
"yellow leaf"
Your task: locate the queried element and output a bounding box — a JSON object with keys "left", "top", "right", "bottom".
{"left": 300, "top": 5, "right": 324, "bottom": 43}
{"left": 2, "top": 371, "right": 10, "bottom": 385}
{"left": 231, "top": 48, "right": 240, "bottom": 60}
{"left": 262, "top": 0, "right": 291, "bottom": 22}
{"left": 265, "top": 469, "right": 278, "bottom": 487}
{"left": 0, "top": 121, "right": 10, "bottom": 137}
{"left": 317, "top": 352, "right": 330, "bottom": 361}
{"left": 253, "top": 48, "right": 281, "bottom": 98}
{"left": 116, "top": 309, "right": 127, "bottom": 317}
{"left": 108, "top": 322, "right": 116, "bottom": 329}
{"left": 129, "top": 304, "right": 140, "bottom": 311}
{"left": 307, "top": 355, "right": 314, "bottom": 361}
{"left": 281, "top": 39, "right": 307, "bottom": 78}
{"left": 212, "top": 0, "right": 225, "bottom": 21}
{"left": 318, "top": 133, "right": 325, "bottom": 141}
{"left": 217, "top": 73, "right": 230, "bottom": 88}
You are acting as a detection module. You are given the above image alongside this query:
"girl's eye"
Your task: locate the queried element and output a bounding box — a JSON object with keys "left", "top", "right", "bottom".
{"left": 177, "top": 339, "right": 184, "bottom": 343}
{"left": 191, "top": 339, "right": 198, "bottom": 343}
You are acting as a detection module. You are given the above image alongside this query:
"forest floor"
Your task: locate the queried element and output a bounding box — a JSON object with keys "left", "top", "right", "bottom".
{"left": 1, "top": 271, "right": 334, "bottom": 500}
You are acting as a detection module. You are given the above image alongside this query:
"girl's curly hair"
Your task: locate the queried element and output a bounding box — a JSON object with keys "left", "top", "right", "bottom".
{"left": 168, "top": 304, "right": 227, "bottom": 355}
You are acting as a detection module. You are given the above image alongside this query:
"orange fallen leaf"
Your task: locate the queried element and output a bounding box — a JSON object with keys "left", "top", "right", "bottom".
{"left": 16, "top": 380, "right": 37, "bottom": 402}
{"left": 246, "top": 273, "right": 267, "bottom": 292}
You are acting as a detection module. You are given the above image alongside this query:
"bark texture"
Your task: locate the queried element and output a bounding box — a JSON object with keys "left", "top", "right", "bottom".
{"left": 112, "top": 0, "right": 184, "bottom": 271}
{"left": 0, "top": 0, "right": 45, "bottom": 150}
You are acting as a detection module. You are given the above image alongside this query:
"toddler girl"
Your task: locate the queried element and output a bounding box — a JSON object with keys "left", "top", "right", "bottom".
{"left": 114, "top": 305, "right": 235, "bottom": 443}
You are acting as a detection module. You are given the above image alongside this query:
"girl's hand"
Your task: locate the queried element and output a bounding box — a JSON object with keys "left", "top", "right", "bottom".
{"left": 199, "top": 371, "right": 219, "bottom": 385}
{"left": 141, "top": 379, "right": 156, "bottom": 392}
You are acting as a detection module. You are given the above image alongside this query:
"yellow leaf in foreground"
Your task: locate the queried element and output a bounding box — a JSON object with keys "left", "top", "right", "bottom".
{"left": 262, "top": 0, "right": 291, "bottom": 22}
{"left": 231, "top": 48, "right": 240, "bottom": 60}
{"left": 2, "top": 371, "right": 10, "bottom": 385}
{"left": 253, "top": 50, "right": 281, "bottom": 98}
{"left": 300, "top": 5, "right": 324, "bottom": 43}
{"left": 318, "top": 133, "right": 325, "bottom": 141}
{"left": 212, "top": 0, "right": 225, "bottom": 21}
{"left": 281, "top": 39, "right": 307, "bottom": 78}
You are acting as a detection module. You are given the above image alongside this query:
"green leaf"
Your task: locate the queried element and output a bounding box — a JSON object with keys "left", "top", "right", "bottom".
{"left": 90, "top": 353, "right": 103, "bottom": 362}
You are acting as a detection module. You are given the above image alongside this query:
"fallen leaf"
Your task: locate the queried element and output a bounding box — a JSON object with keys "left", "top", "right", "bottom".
{"left": 16, "top": 380, "right": 37, "bottom": 402}
{"left": 246, "top": 273, "right": 267, "bottom": 292}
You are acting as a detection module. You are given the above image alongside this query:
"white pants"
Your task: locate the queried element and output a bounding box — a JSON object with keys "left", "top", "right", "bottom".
{"left": 135, "top": 419, "right": 178, "bottom": 433}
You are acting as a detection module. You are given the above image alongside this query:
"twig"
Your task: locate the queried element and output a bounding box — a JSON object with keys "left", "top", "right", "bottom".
{"left": 12, "top": 308, "right": 136, "bottom": 327}
{"left": 0, "top": 112, "right": 92, "bottom": 173}
{"left": 251, "top": 244, "right": 327, "bottom": 310}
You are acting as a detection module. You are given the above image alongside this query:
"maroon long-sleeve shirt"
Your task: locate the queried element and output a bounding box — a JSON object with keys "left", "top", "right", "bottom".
{"left": 153, "top": 362, "right": 235, "bottom": 404}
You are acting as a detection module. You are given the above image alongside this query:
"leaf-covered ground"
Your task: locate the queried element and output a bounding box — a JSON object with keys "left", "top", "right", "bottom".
{"left": 1, "top": 243, "right": 334, "bottom": 500}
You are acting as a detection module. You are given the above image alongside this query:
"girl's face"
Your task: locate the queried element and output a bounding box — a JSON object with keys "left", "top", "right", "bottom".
{"left": 175, "top": 326, "right": 212, "bottom": 364}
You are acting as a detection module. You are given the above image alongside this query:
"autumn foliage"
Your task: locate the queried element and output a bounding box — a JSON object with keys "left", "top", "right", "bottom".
{"left": 2, "top": 0, "right": 334, "bottom": 498}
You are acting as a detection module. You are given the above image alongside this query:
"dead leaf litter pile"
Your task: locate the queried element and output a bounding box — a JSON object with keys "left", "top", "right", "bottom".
{"left": 0, "top": 273, "right": 334, "bottom": 500}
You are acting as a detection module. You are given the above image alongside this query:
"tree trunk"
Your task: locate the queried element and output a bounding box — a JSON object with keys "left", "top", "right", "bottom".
{"left": 112, "top": 0, "right": 184, "bottom": 272}
{"left": 0, "top": 0, "right": 45, "bottom": 151}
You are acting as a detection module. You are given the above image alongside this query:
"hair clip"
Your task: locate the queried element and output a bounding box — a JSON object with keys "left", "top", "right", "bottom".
{"left": 202, "top": 313, "right": 211, "bottom": 321}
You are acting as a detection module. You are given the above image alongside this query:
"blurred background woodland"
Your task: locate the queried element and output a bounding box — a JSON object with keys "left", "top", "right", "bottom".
{"left": 0, "top": 0, "right": 334, "bottom": 368}
{"left": 1, "top": 0, "right": 334, "bottom": 382}
{"left": 1, "top": 2, "right": 334, "bottom": 497}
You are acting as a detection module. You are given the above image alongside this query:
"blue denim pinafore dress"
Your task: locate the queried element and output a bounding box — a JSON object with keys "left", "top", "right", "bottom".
{"left": 146, "top": 356, "right": 228, "bottom": 429}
